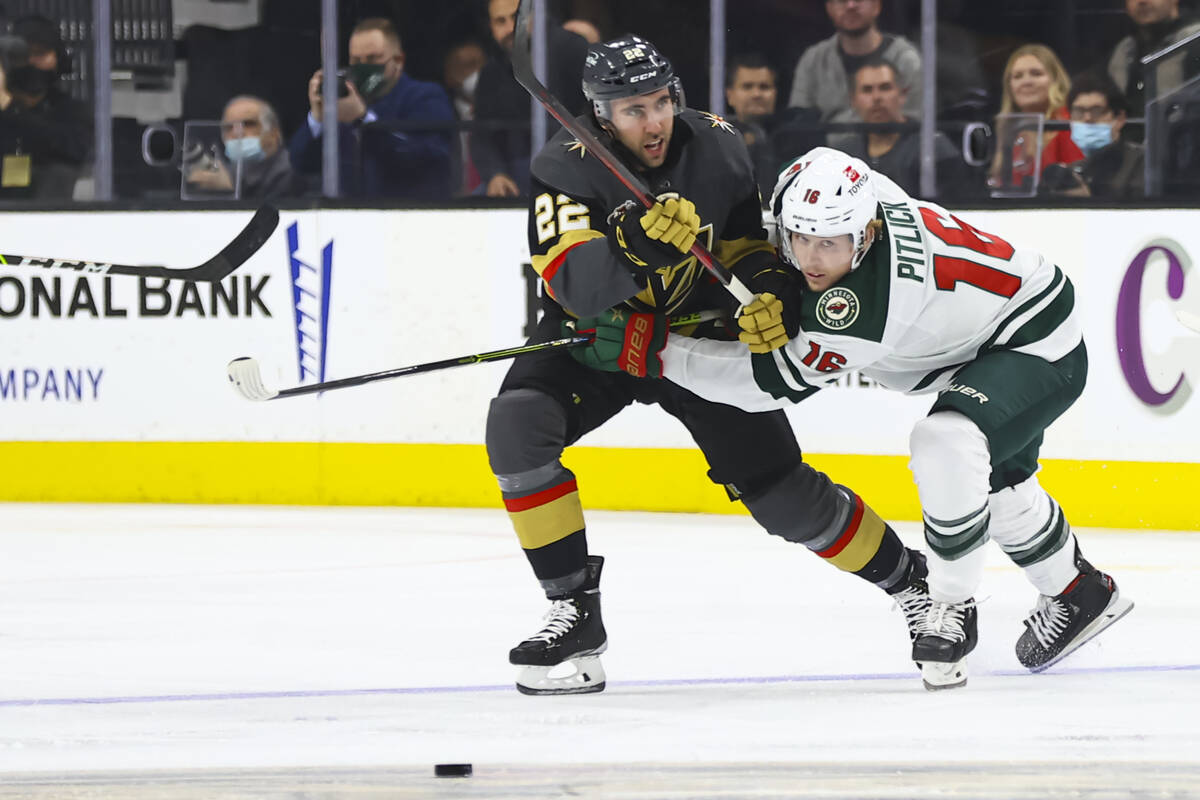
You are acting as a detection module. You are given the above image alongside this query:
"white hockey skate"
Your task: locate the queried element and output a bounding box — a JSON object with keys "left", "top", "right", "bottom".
{"left": 514, "top": 651, "right": 607, "bottom": 696}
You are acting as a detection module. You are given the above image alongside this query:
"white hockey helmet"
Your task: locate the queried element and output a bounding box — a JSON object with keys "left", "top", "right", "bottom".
{"left": 771, "top": 148, "right": 880, "bottom": 271}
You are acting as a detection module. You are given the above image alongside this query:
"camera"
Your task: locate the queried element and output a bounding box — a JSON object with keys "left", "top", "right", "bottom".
{"left": 1041, "top": 162, "right": 1088, "bottom": 195}
{"left": 336, "top": 69, "right": 350, "bottom": 98}
{"left": 0, "top": 33, "right": 29, "bottom": 76}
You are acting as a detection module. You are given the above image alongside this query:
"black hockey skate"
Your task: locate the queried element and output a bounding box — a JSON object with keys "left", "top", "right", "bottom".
{"left": 1015, "top": 549, "right": 1133, "bottom": 672}
{"left": 888, "top": 549, "right": 930, "bottom": 642}
{"left": 510, "top": 555, "right": 607, "bottom": 695}
{"left": 912, "top": 599, "right": 978, "bottom": 691}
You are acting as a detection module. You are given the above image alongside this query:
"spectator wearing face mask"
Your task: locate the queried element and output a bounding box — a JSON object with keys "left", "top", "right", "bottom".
{"left": 1044, "top": 72, "right": 1144, "bottom": 201}
{"left": 288, "top": 17, "right": 455, "bottom": 201}
{"left": 0, "top": 15, "right": 91, "bottom": 200}
{"left": 443, "top": 39, "right": 487, "bottom": 196}
{"left": 186, "top": 95, "right": 304, "bottom": 199}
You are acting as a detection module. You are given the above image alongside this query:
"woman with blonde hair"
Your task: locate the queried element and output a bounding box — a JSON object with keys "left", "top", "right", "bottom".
{"left": 988, "top": 44, "right": 1084, "bottom": 190}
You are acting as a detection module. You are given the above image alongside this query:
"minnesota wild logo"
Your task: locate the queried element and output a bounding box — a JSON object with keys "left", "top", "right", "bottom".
{"left": 816, "top": 287, "right": 860, "bottom": 330}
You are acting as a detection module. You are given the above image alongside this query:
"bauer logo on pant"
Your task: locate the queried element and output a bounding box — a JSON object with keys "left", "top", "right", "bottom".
{"left": 816, "top": 287, "right": 860, "bottom": 330}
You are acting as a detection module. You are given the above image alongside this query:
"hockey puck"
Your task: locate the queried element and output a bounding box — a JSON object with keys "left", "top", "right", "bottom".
{"left": 435, "top": 763, "right": 473, "bottom": 778}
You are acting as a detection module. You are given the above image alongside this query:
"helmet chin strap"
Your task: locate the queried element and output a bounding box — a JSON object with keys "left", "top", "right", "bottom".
{"left": 850, "top": 225, "right": 878, "bottom": 271}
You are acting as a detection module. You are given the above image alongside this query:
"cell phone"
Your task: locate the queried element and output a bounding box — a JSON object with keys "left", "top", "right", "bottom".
{"left": 337, "top": 69, "right": 350, "bottom": 98}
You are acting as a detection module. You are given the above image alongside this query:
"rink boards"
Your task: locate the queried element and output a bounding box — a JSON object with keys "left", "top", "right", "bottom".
{"left": 0, "top": 206, "right": 1197, "bottom": 529}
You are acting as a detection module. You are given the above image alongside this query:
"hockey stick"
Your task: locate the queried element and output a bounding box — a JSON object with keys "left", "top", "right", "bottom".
{"left": 229, "top": 336, "right": 590, "bottom": 401}
{"left": 0, "top": 205, "right": 279, "bottom": 283}
{"left": 227, "top": 309, "right": 724, "bottom": 401}
{"left": 1179, "top": 309, "right": 1200, "bottom": 333}
{"left": 510, "top": 0, "right": 755, "bottom": 307}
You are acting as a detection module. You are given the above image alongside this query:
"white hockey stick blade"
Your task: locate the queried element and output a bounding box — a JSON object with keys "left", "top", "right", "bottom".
{"left": 1177, "top": 309, "right": 1200, "bottom": 333}
{"left": 227, "top": 357, "right": 279, "bottom": 401}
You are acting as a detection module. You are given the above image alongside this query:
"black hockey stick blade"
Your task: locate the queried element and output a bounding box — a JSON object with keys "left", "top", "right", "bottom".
{"left": 0, "top": 204, "right": 279, "bottom": 283}
{"left": 510, "top": 0, "right": 754, "bottom": 306}
{"left": 227, "top": 309, "right": 724, "bottom": 401}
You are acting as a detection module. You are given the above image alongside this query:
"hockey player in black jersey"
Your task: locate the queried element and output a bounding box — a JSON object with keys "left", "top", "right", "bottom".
{"left": 486, "top": 35, "right": 929, "bottom": 695}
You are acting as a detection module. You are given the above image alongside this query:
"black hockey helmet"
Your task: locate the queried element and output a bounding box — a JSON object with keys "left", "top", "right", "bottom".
{"left": 582, "top": 35, "right": 685, "bottom": 125}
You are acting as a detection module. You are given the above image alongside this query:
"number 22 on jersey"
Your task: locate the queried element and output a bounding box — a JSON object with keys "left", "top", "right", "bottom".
{"left": 535, "top": 193, "right": 591, "bottom": 244}
{"left": 918, "top": 207, "right": 1021, "bottom": 298}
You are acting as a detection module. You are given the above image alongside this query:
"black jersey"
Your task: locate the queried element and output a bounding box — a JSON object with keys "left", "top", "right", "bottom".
{"left": 527, "top": 108, "right": 778, "bottom": 319}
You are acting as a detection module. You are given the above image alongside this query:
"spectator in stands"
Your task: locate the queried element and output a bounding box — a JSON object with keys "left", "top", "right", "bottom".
{"left": 987, "top": 44, "right": 1083, "bottom": 192}
{"left": 471, "top": 0, "right": 589, "bottom": 198}
{"left": 288, "top": 17, "right": 454, "bottom": 201}
{"left": 0, "top": 15, "right": 90, "bottom": 200}
{"left": 445, "top": 41, "right": 486, "bottom": 122}
{"left": 724, "top": 52, "right": 780, "bottom": 202}
{"left": 727, "top": 52, "right": 779, "bottom": 126}
{"left": 787, "top": 0, "right": 922, "bottom": 127}
{"left": 1108, "top": 0, "right": 1200, "bottom": 130}
{"left": 842, "top": 56, "right": 968, "bottom": 198}
{"left": 186, "top": 95, "right": 303, "bottom": 200}
{"left": 562, "top": 19, "right": 603, "bottom": 44}
{"left": 1043, "top": 72, "right": 1145, "bottom": 201}
{"left": 444, "top": 40, "right": 487, "bottom": 196}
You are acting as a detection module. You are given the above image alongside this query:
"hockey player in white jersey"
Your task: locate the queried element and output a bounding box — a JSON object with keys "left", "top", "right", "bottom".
{"left": 570, "top": 148, "right": 1133, "bottom": 690}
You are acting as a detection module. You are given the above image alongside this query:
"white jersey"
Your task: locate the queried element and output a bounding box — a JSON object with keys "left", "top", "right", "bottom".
{"left": 662, "top": 177, "right": 1083, "bottom": 412}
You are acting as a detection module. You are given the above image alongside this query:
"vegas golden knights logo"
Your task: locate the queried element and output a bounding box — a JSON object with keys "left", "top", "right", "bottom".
{"left": 629, "top": 224, "right": 714, "bottom": 314}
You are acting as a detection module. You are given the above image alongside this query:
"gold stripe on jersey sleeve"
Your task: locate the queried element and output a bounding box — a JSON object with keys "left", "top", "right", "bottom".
{"left": 530, "top": 229, "right": 605, "bottom": 278}
{"left": 715, "top": 236, "right": 776, "bottom": 269}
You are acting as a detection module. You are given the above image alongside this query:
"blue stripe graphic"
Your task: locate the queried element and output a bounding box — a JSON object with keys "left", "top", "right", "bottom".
{"left": 287, "top": 220, "right": 334, "bottom": 385}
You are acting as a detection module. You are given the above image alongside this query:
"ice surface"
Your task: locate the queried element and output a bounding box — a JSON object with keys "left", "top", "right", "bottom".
{"left": 0, "top": 503, "right": 1196, "bottom": 798}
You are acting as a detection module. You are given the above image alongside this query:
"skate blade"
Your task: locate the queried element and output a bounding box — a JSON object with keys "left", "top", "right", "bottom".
{"left": 917, "top": 658, "right": 968, "bottom": 691}
{"left": 515, "top": 656, "right": 607, "bottom": 696}
{"left": 1028, "top": 594, "right": 1135, "bottom": 674}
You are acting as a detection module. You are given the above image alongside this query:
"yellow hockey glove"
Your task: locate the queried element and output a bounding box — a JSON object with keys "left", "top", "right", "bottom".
{"left": 737, "top": 292, "right": 790, "bottom": 353}
{"left": 609, "top": 193, "right": 702, "bottom": 274}
{"left": 640, "top": 193, "right": 700, "bottom": 254}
